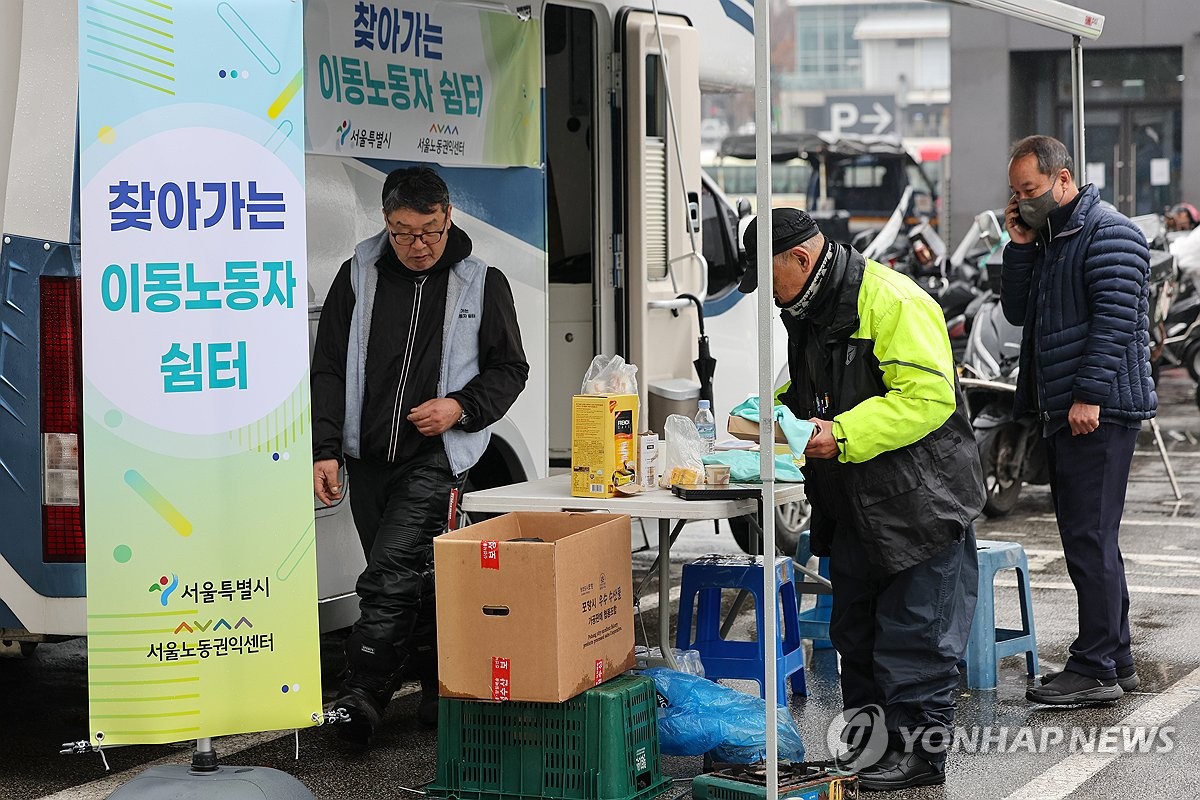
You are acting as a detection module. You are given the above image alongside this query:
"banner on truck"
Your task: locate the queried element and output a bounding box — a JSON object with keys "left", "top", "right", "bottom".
{"left": 78, "top": 0, "right": 319, "bottom": 746}
{"left": 304, "top": 0, "right": 541, "bottom": 167}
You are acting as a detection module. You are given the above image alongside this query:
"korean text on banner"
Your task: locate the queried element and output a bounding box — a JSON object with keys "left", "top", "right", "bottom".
{"left": 77, "top": 0, "right": 320, "bottom": 746}
{"left": 304, "top": 0, "right": 540, "bottom": 167}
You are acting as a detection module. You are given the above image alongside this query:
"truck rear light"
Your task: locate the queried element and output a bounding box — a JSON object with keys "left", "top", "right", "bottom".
{"left": 40, "top": 276, "right": 84, "bottom": 562}
{"left": 43, "top": 432, "right": 79, "bottom": 504}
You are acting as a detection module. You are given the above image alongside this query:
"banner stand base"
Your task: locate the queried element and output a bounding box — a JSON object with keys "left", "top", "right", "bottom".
{"left": 107, "top": 741, "right": 314, "bottom": 799}
{"left": 106, "top": 764, "right": 316, "bottom": 799}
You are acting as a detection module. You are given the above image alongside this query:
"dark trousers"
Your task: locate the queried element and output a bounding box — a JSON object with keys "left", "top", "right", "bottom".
{"left": 1045, "top": 422, "right": 1139, "bottom": 680}
{"left": 345, "top": 449, "right": 465, "bottom": 665}
{"left": 830, "top": 524, "right": 977, "bottom": 761}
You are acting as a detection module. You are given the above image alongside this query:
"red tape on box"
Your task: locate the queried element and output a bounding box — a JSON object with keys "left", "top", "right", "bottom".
{"left": 492, "top": 656, "right": 511, "bottom": 701}
{"left": 480, "top": 540, "right": 499, "bottom": 570}
{"left": 595, "top": 659, "right": 604, "bottom": 685}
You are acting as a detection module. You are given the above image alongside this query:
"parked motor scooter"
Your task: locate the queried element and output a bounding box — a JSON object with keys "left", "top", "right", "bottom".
{"left": 959, "top": 284, "right": 1049, "bottom": 517}
{"left": 903, "top": 220, "right": 982, "bottom": 361}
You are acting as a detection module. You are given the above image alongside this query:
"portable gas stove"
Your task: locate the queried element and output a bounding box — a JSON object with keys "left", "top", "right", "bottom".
{"left": 691, "top": 761, "right": 858, "bottom": 800}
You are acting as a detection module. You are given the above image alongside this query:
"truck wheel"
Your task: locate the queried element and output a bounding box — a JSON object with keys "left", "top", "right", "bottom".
{"left": 730, "top": 499, "right": 811, "bottom": 558}
{"left": 978, "top": 425, "right": 1023, "bottom": 517}
{"left": 1187, "top": 340, "right": 1200, "bottom": 382}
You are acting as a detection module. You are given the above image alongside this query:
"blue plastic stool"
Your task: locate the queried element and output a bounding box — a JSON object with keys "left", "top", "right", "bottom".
{"left": 966, "top": 539, "right": 1039, "bottom": 690}
{"left": 793, "top": 531, "right": 832, "bottom": 650}
{"left": 676, "top": 554, "right": 807, "bottom": 703}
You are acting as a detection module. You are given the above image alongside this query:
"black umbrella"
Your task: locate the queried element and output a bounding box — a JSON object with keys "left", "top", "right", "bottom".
{"left": 678, "top": 293, "right": 715, "bottom": 405}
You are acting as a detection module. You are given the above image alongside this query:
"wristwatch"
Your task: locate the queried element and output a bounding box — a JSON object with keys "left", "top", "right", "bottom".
{"left": 458, "top": 407, "right": 470, "bottom": 428}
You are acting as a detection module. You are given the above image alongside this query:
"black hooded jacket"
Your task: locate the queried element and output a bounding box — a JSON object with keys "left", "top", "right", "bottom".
{"left": 311, "top": 226, "right": 528, "bottom": 465}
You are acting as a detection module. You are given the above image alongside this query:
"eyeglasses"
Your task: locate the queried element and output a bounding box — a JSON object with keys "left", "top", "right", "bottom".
{"left": 389, "top": 218, "right": 448, "bottom": 246}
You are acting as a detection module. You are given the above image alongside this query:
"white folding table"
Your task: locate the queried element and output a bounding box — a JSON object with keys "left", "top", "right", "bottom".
{"left": 460, "top": 473, "right": 808, "bottom": 669}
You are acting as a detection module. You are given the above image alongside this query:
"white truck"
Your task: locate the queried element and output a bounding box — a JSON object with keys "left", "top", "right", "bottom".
{"left": 0, "top": 0, "right": 763, "bottom": 646}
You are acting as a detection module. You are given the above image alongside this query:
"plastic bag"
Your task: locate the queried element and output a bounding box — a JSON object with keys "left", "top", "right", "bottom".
{"left": 702, "top": 451, "right": 804, "bottom": 482}
{"left": 729, "top": 397, "right": 815, "bottom": 465}
{"left": 634, "top": 646, "right": 706, "bottom": 677}
{"left": 658, "top": 414, "right": 706, "bottom": 488}
{"left": 641, "top": 667, "right": 806, "bottom": 763}
{"left": 581, "top": 354, "right": 639, "bottom": 395}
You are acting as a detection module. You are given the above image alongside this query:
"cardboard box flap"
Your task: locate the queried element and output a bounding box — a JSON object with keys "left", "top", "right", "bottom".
{"left": 437, "top": 511, "right": 626, "bottom": 544}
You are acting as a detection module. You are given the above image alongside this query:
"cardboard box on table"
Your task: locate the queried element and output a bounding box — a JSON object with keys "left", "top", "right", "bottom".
{"left": 434, "top": 511, "right": 635, "bottom": 703}
{"left": 726, "top": 413, "right": 787, "bottom": 444}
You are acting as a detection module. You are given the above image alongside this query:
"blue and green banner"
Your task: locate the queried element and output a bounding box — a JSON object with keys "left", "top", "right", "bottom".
{"left": 78, "top": 0, "right": 320, "bottom": 746}
{"left": 304, "top": 0, "right": 541, "bottom": 166}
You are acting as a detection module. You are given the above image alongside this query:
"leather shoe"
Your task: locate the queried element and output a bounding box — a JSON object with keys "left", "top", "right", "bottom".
{"left": 1042, "top": 666, "right": 1139, "bottom": 693}
{"left": 1026, "top": 670, "right": 1123, "bottom": 705}
{"left": 857, "top": 752, "right": 945, "bottom": 791}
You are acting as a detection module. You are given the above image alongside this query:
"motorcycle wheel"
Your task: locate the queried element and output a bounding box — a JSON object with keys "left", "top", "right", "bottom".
{"left": 978, "top": 424, "right": 1024, "bottom": 517}
{"left": 730, "top": 499, "right": 811, "bottom": 558}
{"left": 1186, "top": 340, "right": 1200, "bottom": 382}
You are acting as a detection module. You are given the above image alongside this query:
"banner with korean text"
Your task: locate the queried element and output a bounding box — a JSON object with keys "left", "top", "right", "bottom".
{"left": 304, "top": 0, "right": 541, "bottom": 166}
{"left": 78, "top": 0, "right": 319, "bottom": 745}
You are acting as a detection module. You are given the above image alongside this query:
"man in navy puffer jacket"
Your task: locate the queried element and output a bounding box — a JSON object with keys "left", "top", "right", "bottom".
{"left": 1001, "top": 135, "right": 1156, "bottom": 706}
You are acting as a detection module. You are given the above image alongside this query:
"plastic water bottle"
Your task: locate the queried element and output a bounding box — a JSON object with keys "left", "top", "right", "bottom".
{"left": 695, "top": 400, "right": 716, "bottom": 454}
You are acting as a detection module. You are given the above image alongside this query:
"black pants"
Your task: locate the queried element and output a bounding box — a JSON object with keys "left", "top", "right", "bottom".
{"left": 830, "top": 523, "right": 977, "bottom": 761}
{"left": 345, "top": 449, "right": 465, "bottom": 663}
{"left": 1045, "top": 422, "right": 1139, "bottom": 680}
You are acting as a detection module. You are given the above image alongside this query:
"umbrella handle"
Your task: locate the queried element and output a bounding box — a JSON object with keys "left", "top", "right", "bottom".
{"left": 677, "top": 293, "right": 706, "bottom": 335}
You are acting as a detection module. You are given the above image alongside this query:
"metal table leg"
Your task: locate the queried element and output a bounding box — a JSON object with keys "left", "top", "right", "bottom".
{"left": 658, "top": 518, "right": 679, "bottom": 670}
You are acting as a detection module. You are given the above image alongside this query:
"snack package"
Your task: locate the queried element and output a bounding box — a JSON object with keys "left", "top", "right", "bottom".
{"left": 657, "top": 414, "right": 706, "bottom": 489}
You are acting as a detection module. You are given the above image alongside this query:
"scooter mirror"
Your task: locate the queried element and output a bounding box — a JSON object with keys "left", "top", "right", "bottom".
{"left": 975, "top": 210, "right": 1004, "bottom": 248}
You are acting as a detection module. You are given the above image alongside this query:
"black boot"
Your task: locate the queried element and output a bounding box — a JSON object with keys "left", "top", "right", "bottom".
{"left": 331, "top": 633, "right": 401, "bottom": 746}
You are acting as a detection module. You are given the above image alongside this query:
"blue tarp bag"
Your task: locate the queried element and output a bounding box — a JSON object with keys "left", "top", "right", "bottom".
{"left": 642, "top": 667, "right": 806, "bottom": 763}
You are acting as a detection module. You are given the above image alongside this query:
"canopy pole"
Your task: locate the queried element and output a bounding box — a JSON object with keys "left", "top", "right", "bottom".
{"left": 752, "top": 0, "right": 778, "bottom": 796}
{"left": 1071, "top": 35, "right": 1086, "bottom": 173}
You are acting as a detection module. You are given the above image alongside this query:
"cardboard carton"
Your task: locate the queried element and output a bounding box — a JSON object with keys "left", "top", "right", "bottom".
{"left": 434, "top": 511, "right": 635, "bottom": 703}
{"left": 727, "top": 413, "right": 787, "bottom": 444}
{"left": 571, "top": 394, "right": 639, "bottom": 497}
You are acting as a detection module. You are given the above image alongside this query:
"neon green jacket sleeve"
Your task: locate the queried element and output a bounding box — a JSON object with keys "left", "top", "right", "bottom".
{"left": 831, "top": 265, "right": 957, "bottom": 463}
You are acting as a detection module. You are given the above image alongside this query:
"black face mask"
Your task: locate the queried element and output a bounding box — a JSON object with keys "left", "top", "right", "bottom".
{"left": 1018, "top": 183, "right": 1060, "bottom": 231}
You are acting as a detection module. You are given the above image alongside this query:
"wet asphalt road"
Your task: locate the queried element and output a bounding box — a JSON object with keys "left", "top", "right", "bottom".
{"left": 3, "top": 368, "right": 1200, "bottom": 800}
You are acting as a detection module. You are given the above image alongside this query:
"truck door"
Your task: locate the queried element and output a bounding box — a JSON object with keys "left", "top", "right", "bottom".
{"left": 617, "top": 10, "right": 703, "bottom": 430}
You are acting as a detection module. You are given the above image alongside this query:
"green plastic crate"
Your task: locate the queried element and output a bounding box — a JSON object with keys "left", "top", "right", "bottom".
{"left": 692, "top": 765, "right": 858, "bottom": 800}
{"left": 427, "top": 673, "right": 670, "bottom": 800}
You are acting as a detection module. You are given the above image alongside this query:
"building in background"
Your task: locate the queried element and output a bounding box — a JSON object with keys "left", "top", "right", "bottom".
{"left": 948, "top": 1, "right": 1196, "bottom": 244}
{"left": 778, "top": 0, "right": 949, "bottom": 147}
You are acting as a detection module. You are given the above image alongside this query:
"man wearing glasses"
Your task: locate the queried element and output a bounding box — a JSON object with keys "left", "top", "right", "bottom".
{"left": 311, "top": 166, "right": 529, "bottom": 745}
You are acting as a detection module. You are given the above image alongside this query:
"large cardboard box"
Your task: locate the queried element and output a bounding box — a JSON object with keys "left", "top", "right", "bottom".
{"left": 571, "top": 394, "right": 639, "bottom": 497}
{"left": 434, "top": 511, "right": 636, "bottom": 703}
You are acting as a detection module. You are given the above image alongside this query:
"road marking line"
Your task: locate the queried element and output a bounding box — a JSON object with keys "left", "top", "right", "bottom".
{"left": 1034, "top": 581, "right": 1200, "bottom": 596}
{"left": 1028, "top": 516, "right": 1200, "bottom": 529}
{"left": 1002, "top": 665, "right": 1200, "bottom": 800}
{"left": 633, "top": 585, "right": 681, "bottom": 613}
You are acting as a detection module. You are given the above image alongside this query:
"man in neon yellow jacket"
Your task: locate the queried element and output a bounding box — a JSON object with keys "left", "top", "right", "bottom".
{"left": 741, "top": 208, "right": 985, "bottom": 791}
